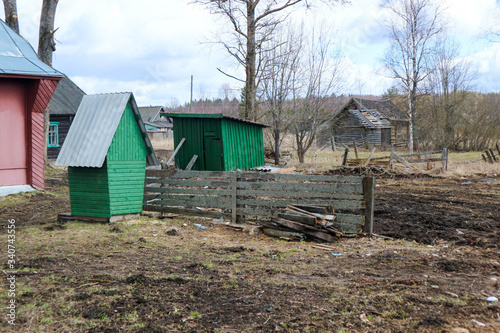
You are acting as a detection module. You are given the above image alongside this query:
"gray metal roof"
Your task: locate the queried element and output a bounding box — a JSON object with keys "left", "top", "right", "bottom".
{"left": 0, "top": 19, "right": 63, "bottom": 77}
{"left": 138, "top": 106, "right": 164, "bottom": 122}
{"left": 48, "top": 76, "right": 86, "bottom": 115}
{"left": 55, "top": 92, "right": 158, "bottom": 168}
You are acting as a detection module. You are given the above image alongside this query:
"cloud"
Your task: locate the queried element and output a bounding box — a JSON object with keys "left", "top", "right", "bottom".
{"left": 6, "top": 0, "right": 500, "bottom": 105}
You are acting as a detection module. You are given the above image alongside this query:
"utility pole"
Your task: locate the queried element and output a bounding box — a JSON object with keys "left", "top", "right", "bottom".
{"left": 190, "top": 75, "right": 193, "bottom": 113}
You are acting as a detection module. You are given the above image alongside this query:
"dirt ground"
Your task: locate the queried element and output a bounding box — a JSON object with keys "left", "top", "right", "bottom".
{"left": 0, "top": 166, "right": 499, "bottom": 332}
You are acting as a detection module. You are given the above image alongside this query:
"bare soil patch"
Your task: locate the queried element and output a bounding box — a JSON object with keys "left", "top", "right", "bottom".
{"left": 0, "top": 168, "right": 499, "bottom": 332}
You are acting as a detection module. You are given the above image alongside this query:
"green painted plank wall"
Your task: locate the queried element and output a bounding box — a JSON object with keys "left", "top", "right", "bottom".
{"left": 107, "top": 103, "right": 148, "bottom": 215}
{"left": 68, "top": 101, "right": 148, "bottom": 218}
{"left": 108, "top": 160, "right": 146, "bottom": 215}
{"left": 68, "top": 163, "right": 111, "bottom": 218}
{"left": 107, "top": 103, "right": 148, "bottom": 162}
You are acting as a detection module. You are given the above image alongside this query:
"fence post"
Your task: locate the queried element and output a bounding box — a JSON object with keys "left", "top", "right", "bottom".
{"left": 362, "top": 176, "right": 375, "bottom": 236}
{"left": 231, "top": 172, "right": 238, "bottom": 223}
{"left": 442, "top": 148, "right": 448, "bottom": 171}
{"left": 342, "top": 148, "right": 349, "bottom": 166}
{"left": 485, "top": 150, "right": 494, "bottom": 163}
{"left": 490, "top": 149, "right": 498, "bottom": 162}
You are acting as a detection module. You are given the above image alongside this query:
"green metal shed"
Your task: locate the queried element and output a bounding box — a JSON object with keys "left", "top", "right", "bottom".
{"left": 165, "top": 113, "right": 267, "bottom": 171}
{"left": 55, "top": 92, "right": 158, "bottom": 219}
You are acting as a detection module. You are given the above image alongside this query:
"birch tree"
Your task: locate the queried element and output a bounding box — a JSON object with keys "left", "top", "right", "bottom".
{"left": 383, "top": 0, "right": 445, "bottom": 152}
{"left": 191, "top": 0, "right": 347, "bottom": 121}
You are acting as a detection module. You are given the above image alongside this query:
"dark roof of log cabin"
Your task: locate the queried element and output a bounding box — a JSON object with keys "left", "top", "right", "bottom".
{"left": 0, "top": 19, "right": 63, "bottom": 78}
{"left": 48, "top": 76, "right": 86, "bottom": 115}
{"left": 353, "top": 97, "right": 409, "bottom": 122}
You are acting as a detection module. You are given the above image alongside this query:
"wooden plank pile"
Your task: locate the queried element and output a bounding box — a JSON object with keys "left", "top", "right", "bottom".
{"left": 261, "top": 204, "right": 343, "bottom": 243}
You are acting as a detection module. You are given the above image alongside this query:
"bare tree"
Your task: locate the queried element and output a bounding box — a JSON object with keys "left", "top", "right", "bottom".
{"left": 260, "top": 24, "right": 302, "bottom": 164}
{"left": 191, "top": 0, "right": 348, "bottom": 121}
{"left": 2, "top": 0, "right": 19, "bottom": 33}
{"left": 422, "top": 38, "right": 475, "bottom": 149}
{"left": 290, "top": 25, "right": 344, "bottom": 163}
{"left": 383, "top": 0, "right": 445, "bottom": 152}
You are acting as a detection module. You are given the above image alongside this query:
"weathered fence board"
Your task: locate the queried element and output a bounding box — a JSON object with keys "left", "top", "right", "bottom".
{"left": 144, "top": 170, "right": 375, "bottom": 237}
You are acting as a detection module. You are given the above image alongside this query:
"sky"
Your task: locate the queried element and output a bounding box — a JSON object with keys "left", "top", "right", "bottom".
{"left": 8, "top": 0, "right": 500, "bottom": 107}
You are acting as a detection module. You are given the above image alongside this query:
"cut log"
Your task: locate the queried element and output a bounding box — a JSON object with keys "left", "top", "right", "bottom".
{"left": 278, "top": 213, "right": 317, "bottom": 226}
{"left": 271, "top": 217, "right": 338, "bottom": 243}
{"left": 287, "top": 205, "right": 335, "bottom": 221}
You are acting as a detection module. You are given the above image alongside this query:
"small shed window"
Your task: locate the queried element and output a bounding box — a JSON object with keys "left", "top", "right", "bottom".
{"left": 48, "top": 122, "right": 59, "bottom": 147}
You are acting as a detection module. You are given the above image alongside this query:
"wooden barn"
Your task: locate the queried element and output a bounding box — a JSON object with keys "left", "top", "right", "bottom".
{"left": 330, "top": 97, "right": 409, "bottom": 148}
{"left": 0, "top": 19, "right": 62, "bottom": 192}
{"left": 165, "top": 113, "right": 267, "bottom": 171}
{"left": 47, "top": 76, "right": 86, "bottom": 160}
{"left": 55, "top": 92, "right": 158, "bottom": 219}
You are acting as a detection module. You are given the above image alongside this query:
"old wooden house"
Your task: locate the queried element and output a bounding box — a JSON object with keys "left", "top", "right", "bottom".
{"left": 55, "top": 92, "right": 158, "bottom": 219}
{"left": 330, "top": 97, "right": 409, "bottom": 148}
{"left": 138, "top": 105, "right": 173, "bottom": 140}
{"left": 47, "top": 76, "right": 86, "bottom": 160}
{"left": 165, "top": 113, "right": 267, "bottom": 171}
{"left": 0, "top": 19, "right": 62, "bottom": 193}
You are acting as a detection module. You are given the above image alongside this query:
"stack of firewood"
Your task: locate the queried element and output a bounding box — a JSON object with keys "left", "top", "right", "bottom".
{"left": 260, "top": 204, "right": 342, "bottom": 243}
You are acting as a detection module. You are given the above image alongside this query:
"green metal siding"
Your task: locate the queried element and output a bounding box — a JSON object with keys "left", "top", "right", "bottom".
{"left": 172, "top": 117, "right": 222, "bottom": 170}
{"left": 68, "top": 102, "right": 148, "bottom": 218}
{"left": 221, "top": 118, "right": 264, "bottom": 170}
{"left": 171, "top": 115, "right": 265, "bottom": 171}
{"left": 68, "top": 163, "right": 111, "bottom": 218}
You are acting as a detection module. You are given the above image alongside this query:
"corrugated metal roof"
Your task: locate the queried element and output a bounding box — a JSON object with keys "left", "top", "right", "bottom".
{"left": 55, "top": 92, "right": 158, "bottom": 167}
{"left": 0, "top": 19, "right": 63, "bottom": 77}
{"left": 48, "top": 76, "right": 86, "bottom": 115}
{"left": 165, "top": 113, "right": 269, "bottom": 127}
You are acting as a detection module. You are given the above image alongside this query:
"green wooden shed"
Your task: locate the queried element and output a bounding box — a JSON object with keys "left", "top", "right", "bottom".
{"left": 165, "top": 113, "right": 267, "bottom": 171}
{"left": 55, "top": 92, "right": 158, "bottom": 219}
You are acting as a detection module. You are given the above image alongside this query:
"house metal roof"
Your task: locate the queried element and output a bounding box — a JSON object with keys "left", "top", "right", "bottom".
{"left": 138, "top": 106, "right": 164, "bottom": 122}
{"left": 55, "top": 92, "right": 158, "bottom": 168}
{"left": 48, "top": 76, "right": 86, "bottom": 115}
{"left": 165, "top": 113, "right": 269, "bottom": 127}
{"left": 0, "top": 19, "right": 63, "bottom": 78}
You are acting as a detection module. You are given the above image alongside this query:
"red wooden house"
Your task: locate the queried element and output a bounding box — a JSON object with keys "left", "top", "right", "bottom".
{"left": 0, "top": 20, "right": 63, "bottom": 191}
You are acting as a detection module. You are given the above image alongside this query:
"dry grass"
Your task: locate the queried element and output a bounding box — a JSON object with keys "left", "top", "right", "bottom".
{"left": 150, "top": 137, "right": 174, "bottom": 150}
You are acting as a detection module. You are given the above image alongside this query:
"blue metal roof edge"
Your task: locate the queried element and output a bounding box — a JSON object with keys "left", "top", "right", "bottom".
{"left": 0, "top": 19, "right": 63, "bottom": 78}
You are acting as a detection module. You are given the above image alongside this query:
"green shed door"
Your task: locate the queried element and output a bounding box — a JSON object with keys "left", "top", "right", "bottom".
{"left": 203, "top": 131, "right": 223, "bottom": 171}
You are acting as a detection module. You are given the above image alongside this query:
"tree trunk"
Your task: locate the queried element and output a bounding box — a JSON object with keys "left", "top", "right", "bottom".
{"left": 3, "top": 0, "right": 19, "bottom": 33}
{"left": 38, "top": 0, "right": 59, "bottom": 165}
{"left": 38, "top": 0, "right": 59, "bottom": 66}
{"left": 245, "top": 1, "right": 256, "bottom": 120}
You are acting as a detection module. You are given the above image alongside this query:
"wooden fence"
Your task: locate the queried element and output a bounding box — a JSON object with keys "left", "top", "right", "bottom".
{"left": 345, "top": 148, "right": 449, "bottom": 170}
{"left": 143, "top": 170, "right": 375, "bottom": 237}
{"left": 482, "top": 144, "right": 500, "bottom": 163}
